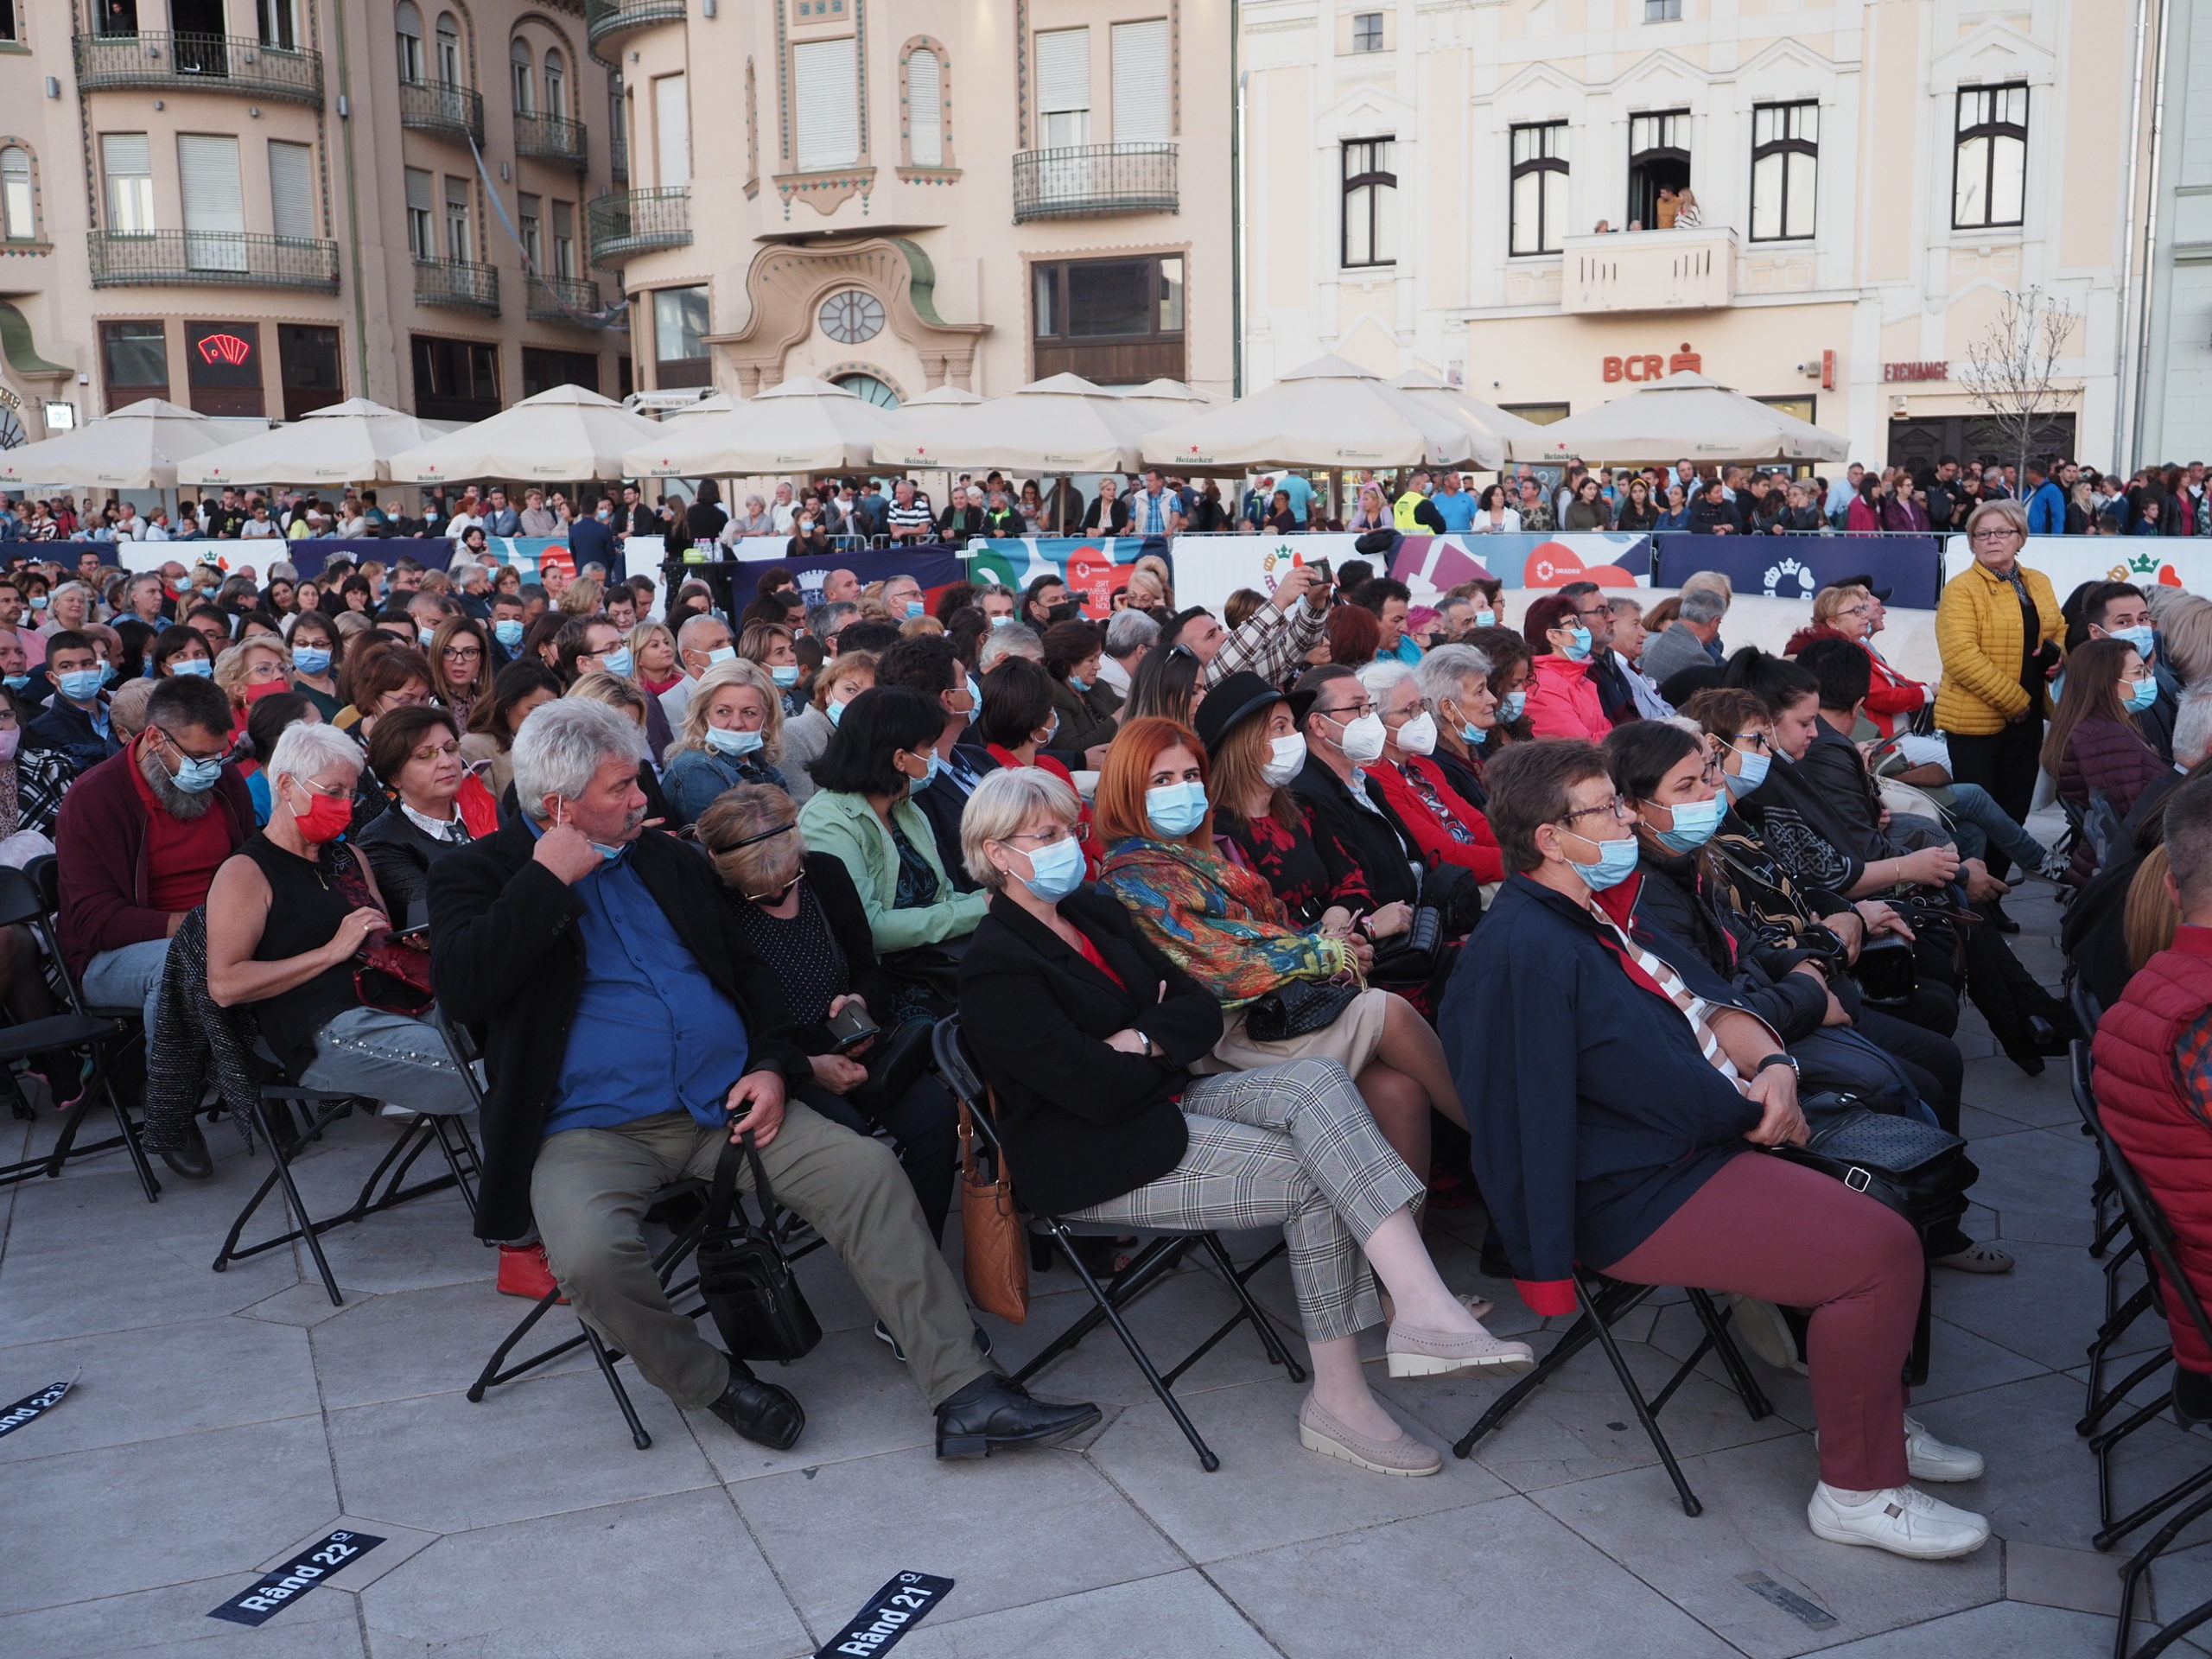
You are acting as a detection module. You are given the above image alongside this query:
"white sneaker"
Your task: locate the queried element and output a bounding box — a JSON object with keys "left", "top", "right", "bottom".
{"left": 1903, "top": 1414, "right": 1986, "bottom": 1482}
{"left": 1729, "top": 1294, "right": 1807, "bottom": 1374}
{"left": 1807, "top": 1484, "right": 1991, "bottom": 1560}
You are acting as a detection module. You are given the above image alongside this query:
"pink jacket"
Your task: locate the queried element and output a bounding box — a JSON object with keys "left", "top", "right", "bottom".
{"left": 1526, "top": 652, "right": 1610, "bottom": 743}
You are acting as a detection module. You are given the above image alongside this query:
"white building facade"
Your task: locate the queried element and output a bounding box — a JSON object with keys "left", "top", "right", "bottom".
{"left": 2133, "top": 0, "right": 2211, "bottom": 467}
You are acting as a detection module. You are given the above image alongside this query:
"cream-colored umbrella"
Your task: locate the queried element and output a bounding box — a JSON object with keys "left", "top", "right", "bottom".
{"left": 894, "top": 384, "right": 985, "bottom": 409}
{"left": 0, "top": 398, "right": 248, "bottom": 489}
{"left": 874, "top": 372, "right": 1158, "bottom": 473}
{"left": 620, "top": 377, "right": 894, "bottom": 477}
{"left": 664, "top": 391, "right": 741, "bottom": 423}
{"left": 1140, "top": 354, "right": 1502, "bottom": 471}
{"left": 385, "top": 384, "right": 664, "bottom": 484}
{"left": 1506, "top": 371, "right": 1848, "bottom": 466}
{"left": 176, "top": 397, "right": 461, "bottom": 486}
{"left": 1388, "top": 370, "right": 1544, "bottom": 454}
{"left": 1121, "top": 378, "right": 1217, "bottom": 416}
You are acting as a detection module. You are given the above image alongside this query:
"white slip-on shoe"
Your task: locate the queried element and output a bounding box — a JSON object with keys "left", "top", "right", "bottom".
{"left": 1903, "top": 1414, "right": 1986, "bottom": 1482}
{"left": 1807, "top": 1484, "right": 1991, "bottom": 1560}
{"left": 1729, "top": 1294, "right": 1808, "bottom": 1375}
{"left": 1385, "top": 1321, "right": 1536, "bottom": 1378}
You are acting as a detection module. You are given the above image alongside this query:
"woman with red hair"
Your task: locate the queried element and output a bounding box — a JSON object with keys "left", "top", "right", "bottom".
{"left": 1522, "top": 593, "right": 1609, "bottom": 743}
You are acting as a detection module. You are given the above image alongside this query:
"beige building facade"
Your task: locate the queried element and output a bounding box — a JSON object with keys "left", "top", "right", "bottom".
{"left": 1240, "top": 0, "right": 2154, "bottom": 471}
{"left": 0, "top": 0, "right": 625, "bottom": 448}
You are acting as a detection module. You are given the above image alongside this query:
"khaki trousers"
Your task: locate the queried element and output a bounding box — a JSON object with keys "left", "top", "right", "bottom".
{"left": 531, "top": 1103, "right": 989, "bottom": 1411}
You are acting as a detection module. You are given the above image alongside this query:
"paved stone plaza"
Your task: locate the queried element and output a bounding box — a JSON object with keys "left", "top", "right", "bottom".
{"left": 3, "top": 874, "right": 2207, "bottom": 1658}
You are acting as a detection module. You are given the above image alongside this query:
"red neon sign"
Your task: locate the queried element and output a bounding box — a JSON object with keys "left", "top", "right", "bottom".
{"left": 197, "top": 333, "right": 253, "bottom": 367}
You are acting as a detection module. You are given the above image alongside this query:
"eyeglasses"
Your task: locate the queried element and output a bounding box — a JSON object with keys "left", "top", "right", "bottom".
{"left": 1559, "top": 795, "right": 1635, "bottom": 825}
{"left": 1384, "top": 697, "right": 1433, "bottom": 721}
{"left": 153, "top": 727, "right": 228, "bottom": 765}
{"left": 409, "top": 741, "right": 462, "bottom": 765}
{"left": 1319, "top": 700, "right": 1375, "bottom": 721}
{"left": 1727, "top": 731, "right": 1772, "bottom": 753}
{"left": 1007, "top": 823, "right": 1088, "bottom": 846}
{"left": 1970, "top": 529, "right": 2021, "bottom": 543}
{"left": 442, "top": 645, "right": 482, "bottom": 660}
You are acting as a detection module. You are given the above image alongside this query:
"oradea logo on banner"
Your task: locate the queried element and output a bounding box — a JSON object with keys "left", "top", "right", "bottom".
{"left": 1390, "top": 532, "right": 1652, "bottom": 595}
{"left": 964, "top": 537, "right": 1160, "bottom": 620}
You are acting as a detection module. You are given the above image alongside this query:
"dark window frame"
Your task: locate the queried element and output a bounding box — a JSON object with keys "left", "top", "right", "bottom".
{"left": 100, "top": 320, "right": 169, "bottom": 404}
{"left": 1029, "top": 253, "right": 1185, "bottom": 383}
{"left": 1509, "top": 120, "right": 1568, "bottom": 257}
{"left": 1350, "top": 12, "right": 1382, "bottom": 52}
{"left": 1340, "top": 137, "right": 1395, "bottom": 269}
{"left": 1952, "top": 82, "right": 2028, "bottom": 232}
{"left": 411, "top": 332, "right": 501, "bottom": 421}
{"left": 1748, "top": 99, "right": 1818, "bottom": 243}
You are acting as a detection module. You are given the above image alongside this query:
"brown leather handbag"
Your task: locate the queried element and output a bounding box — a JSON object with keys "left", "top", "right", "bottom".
{"left": 959, "top": 1099, "right": 1028, "bottom": 1325}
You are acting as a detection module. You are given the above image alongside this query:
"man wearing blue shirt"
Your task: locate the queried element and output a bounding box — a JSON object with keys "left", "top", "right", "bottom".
{"left": 2023, "top": 459, "right": 2068, "bottom": 537}
{"left": 429, "top": 700, "right": 1097, "bottom": 1459}
{"left": 1433, "top": 471, "right": 1478, "bottom": 534}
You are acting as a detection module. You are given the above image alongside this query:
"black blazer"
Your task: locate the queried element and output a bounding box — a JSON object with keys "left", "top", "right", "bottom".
{"left": 1290, "top": 753, "right": 1419, "bottom": 908}
{"left": 354, "top": 802, "right": 471, "bottom": 928}
{"left": 957, "top": 889, "right": 1222, "bottom": 1217}
{"left": 428, "top": 818, "right": 811, "bottom": 1242}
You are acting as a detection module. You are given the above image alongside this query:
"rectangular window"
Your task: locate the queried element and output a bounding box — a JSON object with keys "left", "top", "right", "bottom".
{"left": 1031, "top": 255, "right": 1185, "bottom": 383}
{"left": 1954, "top": 82, "right": 2027, "bottom": 231}
{"left": 1749, "top": 101, "right": 1817, "bottom": 242}
{"left": 1500, "top": 401, "right": 1570, "bottom": 426}
{"left": 1643, "top": 0, "right": 1681, "bottom": 19}
{"left": 185, "top": 321, "right": 264, "bottom": 418}
{"left": 257, "top": 0, "right": 296, "bottom": 50}
{"left": 268, "top": 139, "right": 315, "bottom": 241}
{"left": 177, "top": 133, "right": 246, "bottom": 273}
{"left": 1341, "top": 138, "right": 1395, "bottom": 268}
{"left": 551, "top": 199, "right": 575, "bottom": 278}
{"left": 654, "top": 72, "right": 690, "bottom": 187}
{"left": 1034, "top": 28, "right": 1090, "bottom": 149}
{"left": 523, "top": 346, "right": 599, "bottom": 398}
{"left": 102, "top": 133, "right": 156, "bottom": 236}
{"left": 0, "top": 0, "right": 17, "bottom": 42}
{"left": 1110, "top": 19, "right": 1170, "bottom": 145}
{"left": 791, "top": 41, "right": 857, "bottom": 169}
{"left": 906, "top": 47, "right": 943, "bottom": 167}
{"left": 518, "top": 191, "right": 542, "bottom": 270}
{"left": 443, "top": 175, "right": 471, "bottom": 261}
{"left": 1, "top": 148, "right": 33, "bottom": 242}
{"left": 101, "top": 321, "right": 168, "bottom": 403}
{"left": 1627, "top": 108, "right": 1690, "bottom": 229}
{"left": 404, "top": 167, "right": 434, "bottom": 258}
{"left": 411, "top": 334, "right": 501, "bottom": 420}
{"left": 1510, "top": 121, "right": 1567, "bottom": 256}
{"left": 652, "top": 284, "right": 710, "bottom": 386}
{"left": 277, "top": 323, "right": 342, "bottom": 419}
{"left": 1351, "top": 12, "right": 1383, "bottom": 52}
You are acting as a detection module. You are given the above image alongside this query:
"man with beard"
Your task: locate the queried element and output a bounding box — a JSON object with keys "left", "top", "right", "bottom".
{"left": 56, "top": 674, "right": 254, "bottom": 1047}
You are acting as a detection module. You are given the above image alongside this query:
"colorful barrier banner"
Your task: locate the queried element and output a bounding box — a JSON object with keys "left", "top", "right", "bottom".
{"left": 1654, "top": 533, "right": 1943, "bottom": 610}
{"left": 28, "top": 537, "right": 594, "bottom": 581}
{"left": 963, "top": 536, "right": 1166, "bottom": 621}
{"left": 1172, "top": 531, "right": 1652, "bottom": 618}
{"left": 1941, "top": 535, "right": 2212, "bottom": 599}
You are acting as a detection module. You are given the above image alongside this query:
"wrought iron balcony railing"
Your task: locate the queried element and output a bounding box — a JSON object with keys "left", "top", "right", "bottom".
{"left": 586, "top": 188, "right": 690, "bottom": 264}
{"left": 526, "top": 274, "right": 604, "bottom": 322}
{"left": 1012, "top": 143, "right": 1178, "bottom": 222}
{"left": 89, "top": 230, "right": 341, "bottom": 292}
{"left": 585, "top": 0, "right": 684, "bottom": 52}
{"left": 397, "top": 78, "right": 485, "bottom": 144}
{"left": 514, "top": 111, "right": 588, "bottom": 168}
{"left": 73, "top": 31, "right": 325, "bottom": 105}
{"left": 414, "top": 257, "right": 501, "bottom": 315}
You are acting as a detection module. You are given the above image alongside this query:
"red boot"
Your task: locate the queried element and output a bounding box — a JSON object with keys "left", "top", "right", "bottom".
{"left": 497, "top": 1243, "right": 566, "bottom": 1303}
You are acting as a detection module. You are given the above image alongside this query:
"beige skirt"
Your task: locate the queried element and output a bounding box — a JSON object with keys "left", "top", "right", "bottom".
{"left": 1198, "top": 985, "right": 1393, "bottom": 1079}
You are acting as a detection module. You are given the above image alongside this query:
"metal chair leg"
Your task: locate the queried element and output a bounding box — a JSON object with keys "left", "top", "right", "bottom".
{"left": 582, "top": 1324, "right": 653, "bottom": 1451}
{"left": 1579, "top": 1276, "right": 1702, "bottom": 1517}
{"left": 2115, "top": 1482, "right": 2212, "bottom": 1659}
{"left": 1044, "top": 1228, "right": 1218, "bottom": 1472}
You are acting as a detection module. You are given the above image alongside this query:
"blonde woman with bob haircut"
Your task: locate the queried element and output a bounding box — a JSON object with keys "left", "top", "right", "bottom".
{"left": 662, "top": 658, "right": 788, "bottom": 828}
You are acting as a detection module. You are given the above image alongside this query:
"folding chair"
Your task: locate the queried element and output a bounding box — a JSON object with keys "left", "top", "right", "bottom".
{"left": 933, "top": 1017, "right": 1305, "bottom": 1474}
{"left": 0, "top": 861, "right": 161, "bottom": 1203}
{"left": 1449, "top": 1268, "right": 1773, "bottom": 1517}
{"left": 2074, "top": 1041, "right": 2161, "bottom": 1437}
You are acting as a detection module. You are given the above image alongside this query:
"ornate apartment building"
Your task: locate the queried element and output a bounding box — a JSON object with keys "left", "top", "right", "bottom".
{"left": 1237, "top": 0, "right": 2160, "bottom": 468}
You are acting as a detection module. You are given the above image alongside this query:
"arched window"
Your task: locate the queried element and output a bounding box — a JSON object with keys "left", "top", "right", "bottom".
{"left": 0, "top": 147, "right": 35, "bottom": 243}
{"left": 510, "top": 39, "right": 533, "bottom": 113}
{"left": 907, "top": 47, "right": 943, "bottom": 168}
{"left": 543, "top": 49, "right": 565, "bottom": 118}
{"left": 434, "top": 13, "right": 461, "bottom": 85}
{"left": 395, "top": 2, "right": 423, "bottom": 82}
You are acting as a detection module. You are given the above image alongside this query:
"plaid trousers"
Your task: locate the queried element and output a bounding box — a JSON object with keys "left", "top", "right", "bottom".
{"left": 1064, "top": 1058, "right": 1423, "bottom": 1343}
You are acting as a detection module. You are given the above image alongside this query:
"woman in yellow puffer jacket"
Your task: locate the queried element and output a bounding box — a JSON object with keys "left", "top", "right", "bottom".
{"left": 1935, "top": 498, "right": 2062, "bottom": 876}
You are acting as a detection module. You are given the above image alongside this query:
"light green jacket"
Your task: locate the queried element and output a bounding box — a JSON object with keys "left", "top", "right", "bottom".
{"left": 797, "top": 788, "right": 987, "bottom": 953}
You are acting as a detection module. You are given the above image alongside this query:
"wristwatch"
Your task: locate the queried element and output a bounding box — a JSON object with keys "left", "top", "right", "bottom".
{"left": 1754, "top": 1052, "right": 1800, "bottom": 1077}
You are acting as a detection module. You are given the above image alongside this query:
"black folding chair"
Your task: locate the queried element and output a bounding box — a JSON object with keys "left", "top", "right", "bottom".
{"left": 1449, "top": 1267, "right": 1773, "bottom": 1516}
{"left": 933, "top": 1017, "right": 1305, "bottom": 1473}
{"left": 0, "top": 861, "right": 160, "bottom": 1202}
{"left": 2075, "top": 1041, "right": 2162, "bottom": 1439}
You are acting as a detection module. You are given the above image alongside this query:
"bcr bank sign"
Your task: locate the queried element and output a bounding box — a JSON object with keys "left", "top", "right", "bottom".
{"left": 1600, "top": 344, "right": 1704, "bottom": 384}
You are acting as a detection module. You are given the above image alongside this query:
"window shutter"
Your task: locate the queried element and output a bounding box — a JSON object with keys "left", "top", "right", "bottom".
{"left": 1035, "top": 28, "right": 1090, "bottom": 115}
{"left": 177, "top": 133, "right": 246, "bottom": 270}
{"left": 907, "top": 48, "right": 942, "bottom": 167}
{"left": 405, "top": 167, "right": 433, "bottom": 215}
{"left": 1111, "top": 20, "right": 1169, "bottom": 143}
{"left": 793, "top": 39, "right": 859, "bottom": 170}
{"left": 268, "top": 140, "right": 314, "bottom": 240}
{"left": 654, "top": 73, "right": 690, "bottom": 187}
{"left": 103, "top": 132, "right": 151, "bottom": 178}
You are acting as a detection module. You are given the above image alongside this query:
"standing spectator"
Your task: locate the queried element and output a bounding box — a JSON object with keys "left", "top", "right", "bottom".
{"left": 885, "top": 480, "right": 936, "bottom": 543}
{"left": 1562, "top": 476, "right": 1614, "bottom": 531}
{"left": 1081, "top": 477, "right": 1131, "bottom": 535}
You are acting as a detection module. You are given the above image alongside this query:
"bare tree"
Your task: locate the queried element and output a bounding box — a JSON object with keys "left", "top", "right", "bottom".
{"left": 1959, "top": 285, "right": 2075, "bottom": 487}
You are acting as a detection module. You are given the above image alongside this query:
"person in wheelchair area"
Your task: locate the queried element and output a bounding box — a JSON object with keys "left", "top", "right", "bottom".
{"left": 427, "top": 698, "right": 1096, "bottom": 1460}
{"left": 1443, "top": 740, "right": 1992, "bottom": 1560}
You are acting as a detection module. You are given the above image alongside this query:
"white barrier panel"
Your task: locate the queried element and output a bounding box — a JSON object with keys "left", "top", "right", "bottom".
{"left": 1941, "top": 535, "right": 2212, "bottom": 598}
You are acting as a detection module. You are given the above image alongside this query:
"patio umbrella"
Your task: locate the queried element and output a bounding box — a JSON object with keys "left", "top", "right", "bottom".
{"left": 176, "top": 397, "right": 461, "bottom": 487}
{"left": 1388, "top": 370, "right": 1544, "bottom": 454}
{"left": 1505, "top": 371, "right": 1848, "bottom": 466}
{"left": 1120, "top": 378, "right": 1217, "bottom": 418}
{"left": 1140, "top": 354, "right": 1502, "bottom": 472}
{"left": 874, "top": 373, "right": 1157, "bottom": 474}
{"left": 385, "top": 384, "right": 663, "bottom": 484}
{"left": 0, "top": 398, "right": 246, "bottom": 490}
{"left": 621, "top": 378, "right": 893, "bottom": 478}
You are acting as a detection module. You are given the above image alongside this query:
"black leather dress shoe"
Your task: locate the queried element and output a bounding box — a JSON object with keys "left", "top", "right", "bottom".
{"left": 934, "top": 1373, "right": 1100, "bottom": 1459}
{"left": 707, "top": 1358, "right": 805, "bottom": 1450}
{"left": 159, "top": 1121, "right": 213, "bottom": 1180}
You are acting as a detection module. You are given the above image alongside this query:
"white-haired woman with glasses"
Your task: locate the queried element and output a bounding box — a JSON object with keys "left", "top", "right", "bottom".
{"left": 203, "top": 720, "right": 474, "bottom": 1110}
{"left": 956, "top": 766, "right": 1532, "bottom": 1481}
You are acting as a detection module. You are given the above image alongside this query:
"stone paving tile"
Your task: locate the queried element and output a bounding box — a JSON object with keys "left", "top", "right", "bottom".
{"left": 0, "top": 1228, "right": 301, "bottom": 1344}
{"left": 2005, "top": 1537, "right": 2132, "bottom": 1618}
{"left": 687, "top": 1321, "right": 940, "bottom": 1484}
{"left": 308, "top": 1280, "right": 594, "bottom": 1413}
{"left": 1961, "top": 1055, "right": 2084, "bottom": 1130}
{"left": 1805, "top": 1598, "right": 2115, "bottom": 1656}
{"left": 0, "top": 1571, "right": 365, "bottom": 1658}
{"left": 1935, "top": 1236, "right": 2162, "bottom": 1374}
{"left": 893, "top": 1570, "right": 1281, "bottom": 1658}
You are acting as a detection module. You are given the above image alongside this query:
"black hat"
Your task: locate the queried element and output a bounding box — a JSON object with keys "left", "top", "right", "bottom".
{"left": 1193, "top": 670, "right": 1286, "bottom": 756}
{"left": 1833, "top": 573, "right": 1893, "bottom": 602}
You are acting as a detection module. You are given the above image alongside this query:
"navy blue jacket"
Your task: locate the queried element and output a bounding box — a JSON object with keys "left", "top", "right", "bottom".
{"left": 566, "top": 515, "right": 616, "bottom": 570}
{"left": 2026, "top": 479, "right": 2067, "bottom": 537}
{"left": 1440, "top": 874, "right": 1760, "bottom": 1311}
{"left": 26, "top": 694, "right": 122, "bottom": 781}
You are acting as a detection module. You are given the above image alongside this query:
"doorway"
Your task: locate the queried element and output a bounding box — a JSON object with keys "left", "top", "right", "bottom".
{"left": 1628, "top": 111, "right": 1690, "bottom": 229}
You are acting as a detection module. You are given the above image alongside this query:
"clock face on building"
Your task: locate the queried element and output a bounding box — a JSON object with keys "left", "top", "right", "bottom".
{"left": 818, "top": 289, "right": 885, "bottom": 345}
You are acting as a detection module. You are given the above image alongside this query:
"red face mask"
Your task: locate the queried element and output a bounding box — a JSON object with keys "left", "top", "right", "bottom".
{"left": 288, "top": 782, "right": 354, "bottom": 844}
{"left": 244, "top": 677, "right": 291, "bottom": 704}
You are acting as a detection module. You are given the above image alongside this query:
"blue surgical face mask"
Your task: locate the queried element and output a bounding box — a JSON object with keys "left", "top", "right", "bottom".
{"left": 2125, "top": 676, "right": 2159, "bottom": 715}
{"left": 1567, "top": 830, "right": 1640, "bottom": 892}
{"left": 704, "top": 723, "right": 765, "bottom": 758}
{"left": 1722, "top": 747, "right": 1771, "bottom": 797}
{"left": 1653, "top": 795, "right": 1725, "bottom": 854}
{"left": 1561, "top": 626, "right": 1593, "bottom": 663}
{"left": 1145, "top": 780, "right": 1209, "bottom": 839}
{"left": 705, "top": 645, "right": 737, "bottom": 667}
{"left": 602, "top": 646, "right": 634, "bottom": 677}
{"left": 171, "top": 658, "right": 213, "bottom": 678}
{"left": 99, "top": 661, "right": 117, "bottom": 688}
{"left": 1014, "top": 834, "right": 1086, "bottom": 903}
{"left": 1474, "top": 609, "right": 1497, "bottom": 629}
{"left": 2113, "top": 626, "right": 2157, "bottom": 662}
{"left": 58, "top": 669, "right": 104, "bottom": 702}
{"left": 963, "top": 675, "right": 982, "bottom": 714}
{"left": 904, "top": 600, "right": 925, "bottom": 620}
{"left": 826, "top": 696, "right": 849, "bottom": 727}
{"left": 292, "top": 645, "right": 332, "bottom": 677}
{"left": 989, "top": 615, "right": 1014, "bottom": 629}
{"left": 168, "top": 747, "right": 225, "bottom": 794}
{"left": 771, "top": 664, "right": 800, "bottom": 688}
{"left": 1067, "top": 674, "right": 1090, "bottom": 692}
{"left": 493, "top": 619, "right": 524, "bottom": 647}
{"left": 0, "top": 674, "right": 26, "bottom": 691}
{"left": 1498, "top": 689, "right": 1528, "bottom": 724}
{"left": 28, "top": 595, "right": 46, "bottom": 611}
{"left": 417, "top": 626, "right": 437, "bottom": 648}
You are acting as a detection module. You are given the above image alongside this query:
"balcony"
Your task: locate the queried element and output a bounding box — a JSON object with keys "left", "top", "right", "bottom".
{"left": 586, "top": 0, "right": 684, "bottom": 52}
{"left": 415, "top": 257, "right": 500, "bottom": 315}
{"left": 1560, "top": 226, "right": 1737, "bottom": 315}
{"left": 73, "top": 31, "right": 325, "bottom": 106}
{"left": 515, "top": 111, "right": 588, "bottom": 168}
{"left": 587, "top": 188, "right": 690, "bottom": 265}
{"left": 397, "top": 78, "right": 484, "bottom": 145}
{"left": 89, "top": 231, "right": 340, "bottom": 292}
{"left": 526, "top": 274, "right": 604, "bottom": 323}
{"left": 1012, "top": 143, "right": 1178, "bottom": 222}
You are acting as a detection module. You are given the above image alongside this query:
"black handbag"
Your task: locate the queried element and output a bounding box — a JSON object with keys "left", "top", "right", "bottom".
{"left": 847, "top": 1017, "right": 935, "bottom": 1112}
{"left": 1366, "top": 906, "right": 1444, "bottom": 982}
{"left": 1770, "top": 1099, "right": 1977, "bottom": 1246}
{"left": 1243, "top": 979, "right": 1360, "bottom": 1043}
{"left": 695, "top": 1131, "right": 823, "bottom": 1364}
{"left": 1418, "top": 863, "right": 1484, "bottom": 933}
